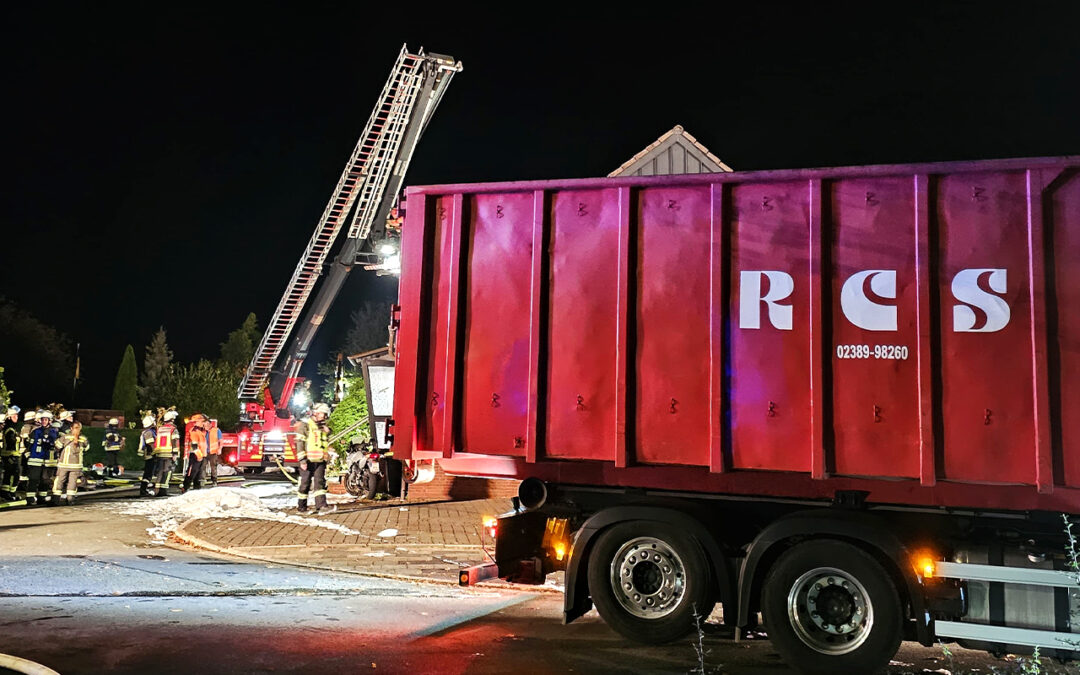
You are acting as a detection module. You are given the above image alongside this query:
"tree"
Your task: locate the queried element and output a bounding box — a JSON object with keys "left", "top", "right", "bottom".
{"left": 140, "top": 327, "right": 173, "bottom": 406}
{"left": 340, "top": 302, "right": 392, "bottom": 356}
{"left": 219, "top": 313, "right": 260, "bottom": 371}
{"left": 0, "top": 297, "right": 74, "bottom": 403}
{"left": 326, "top": 369, "right": 368, "bottom": 472}
{"left": 0, "top": 365, "right": 11, "bottom": 409}
{"left": 158, "top": 359, "right": 240, "bottom": 429}
{"left": 111, "top": 345, "right": 140, "bottom": 423}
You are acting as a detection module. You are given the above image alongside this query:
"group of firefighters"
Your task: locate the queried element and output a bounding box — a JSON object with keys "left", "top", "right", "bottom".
{"left": 0, "top": 405, "right": 227, "bottom": 505}
{"left": 1, "top": 399, "right": 336, "bottom": 511}
{"left": 2, "top": 406, "right": 92, "bottom": 505}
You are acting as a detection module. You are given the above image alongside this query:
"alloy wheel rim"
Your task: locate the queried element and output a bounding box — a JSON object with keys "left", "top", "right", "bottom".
{"left": 609, "top": 536, "right": 687, "bottom": 619}
{"left": 787, "top": 566, "right": 874, "bottom": 655}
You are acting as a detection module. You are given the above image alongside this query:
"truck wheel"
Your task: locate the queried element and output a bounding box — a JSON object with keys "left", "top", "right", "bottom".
{"left": 587, "top": 521, "right": 713, "bottom": 644}
{"left": 762, "top": 540, "right": 902, "bottom": 675}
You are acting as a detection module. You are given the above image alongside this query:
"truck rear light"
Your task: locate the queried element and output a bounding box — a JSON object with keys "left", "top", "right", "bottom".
{"left": 227, "top": 452, "right": 238, "bottom": 465}
{"left": 542, "top": 517, "right": 571, "bottom": 566}
{"left": 483, "top": 517, "right": 497, "bottom": 539}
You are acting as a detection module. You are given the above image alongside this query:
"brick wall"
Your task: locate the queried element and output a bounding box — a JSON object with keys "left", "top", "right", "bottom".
{"left": 406, "top": 460, "right": 519, "bottom": 502}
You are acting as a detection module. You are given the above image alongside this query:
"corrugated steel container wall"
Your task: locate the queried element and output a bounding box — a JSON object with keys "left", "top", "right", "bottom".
{"left": 393, "top": 157, "right": 1080, "bottom": 513}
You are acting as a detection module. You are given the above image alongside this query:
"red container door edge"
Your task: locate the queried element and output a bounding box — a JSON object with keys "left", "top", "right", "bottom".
{"left": 419, "top": 195, "right": 455, "bottom": 454}
{"left": 460, "top": 192, "right": 532, "bottom": 456}
{"left": 1055, "top": 173, "right": 1080, "bottom": 488}
{"left": 939, "top": 172, "right": 1035, "bottom": 485}
{"left": 729, "top": 181, "right": 812, "bottom": 472}
{"left": 546, "top": 189, "right": 620, "bottom": 460}
{"left": 634, "top": 187, "right": 713, "bottom": 466}
{"left": 830, "top": 177, "right": 921, "bottom": 478}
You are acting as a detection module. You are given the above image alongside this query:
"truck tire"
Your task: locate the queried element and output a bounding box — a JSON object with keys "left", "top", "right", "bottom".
{"left": 761, "top": 540, "right": 902, "bottom": 675}
{"left": 586, "top": 521, "right": 714, "bottom": 644}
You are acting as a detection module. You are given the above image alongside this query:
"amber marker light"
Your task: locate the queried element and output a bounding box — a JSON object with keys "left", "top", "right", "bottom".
{"left": 915, "top": 554, "right": 936, "bottom": 578}
{"left": 554, "top": 542, "right": 567, "bottom": 562}
{"left": 483, "top": 517, "right": 497, "bottom": 539}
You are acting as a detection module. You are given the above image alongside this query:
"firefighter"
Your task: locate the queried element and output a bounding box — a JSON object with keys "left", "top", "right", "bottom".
{"left": 152, "top": 410, "right": 180, "bottom": 497}
{"left": 182, "top": 414, "right": 209, "bottom": 492}
{"left": 103, "top": 418, "right": 125, "bottom": 477}
{"left": 138, "top": 415, "right": 157, "bottom": 497}
{"left": 53, "top": 421, "right": 88, "bottom": 506}
{"left": 57, "top": 409, "right": 74, "bottom": 434}
{"left": 25, "top": 411, "right": 58, "bottom": 505}
{"left": 19, "top": 410, "right": 37, "bottom": 497}
{"left": 1, "top": 407, "right": 22, "bottom": 502}
{"left": 205, "top": 419, "right": 223, "bottom": 487}
{"left": 295, "top": 402, "right": 333, "bottom": 514}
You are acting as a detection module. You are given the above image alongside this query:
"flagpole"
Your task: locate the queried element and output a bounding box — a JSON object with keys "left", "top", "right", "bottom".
{"left": 74, "top": 342, "right": 81, "bottom": 395}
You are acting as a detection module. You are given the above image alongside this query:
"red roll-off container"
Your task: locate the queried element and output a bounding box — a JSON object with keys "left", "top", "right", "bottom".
{"left": 392, "top": 156, "right": 1080, "bottom": 514}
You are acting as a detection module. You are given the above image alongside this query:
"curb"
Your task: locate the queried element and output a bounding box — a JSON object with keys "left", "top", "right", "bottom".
{"left": 170, "top": 517, "right": 563, "bottom": 595}
{"left": 0, "top": 653, "right": 60, "bottom": 675}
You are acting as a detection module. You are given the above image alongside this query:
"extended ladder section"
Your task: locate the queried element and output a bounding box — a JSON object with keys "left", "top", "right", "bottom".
{"left": 238, "top": 46, "right": 460, "bottom": 401}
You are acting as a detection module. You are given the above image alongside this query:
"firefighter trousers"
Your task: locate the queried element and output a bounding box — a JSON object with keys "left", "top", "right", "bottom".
{"left": 297, "top": 461, "right": 327, "bottom": 511}
{"left": 207, "top": 453, "right": 220, "bottom": 485}
{"left": 53, "top": 468, "right": 81, "bottom": 503}
{"left": 1, "top": 455, "right": 20, "bottom": 499}
{"left": 141, "top": 457, "right": 156, "bottom": 495}
{"left": 105, "top": 450, "right": 120, "bottom": 472}
{"left": 25, "top": 464, "right": 49, "bottom": 503}
{"left": 183, "top": 456, "right": 204, "bottom": 492}
{"left": 153, "top": 457, "right": 174, "bottom": 496}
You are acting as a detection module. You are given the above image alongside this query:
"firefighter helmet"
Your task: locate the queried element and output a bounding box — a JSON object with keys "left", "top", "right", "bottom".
{"left": 108, "top": 418, "right": 119, "bottom": 426}
{"left": 312, "top": 402, "right": 331, "bottom": 417}
{"left": 38, "top": 410, "right": 53, "bottom": 421}
{"left": 142, "top": 415, "right": 155, "bottom": 428}
{"left": 59, "top": 410, "right": 73, "bottom": 422}
{"left": 163, "top": 410, "right": 178, "bottom": 422}
{"left": 24, "top": 411, "right": 37, "bottom": 422}
{"left": 6, "top": 407, "right": 19, "bottom": 417}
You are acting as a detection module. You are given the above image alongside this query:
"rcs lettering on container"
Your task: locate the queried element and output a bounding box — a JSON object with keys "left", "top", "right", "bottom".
{"left": 739, "top": 268, "right": 1010, "bottom": 333}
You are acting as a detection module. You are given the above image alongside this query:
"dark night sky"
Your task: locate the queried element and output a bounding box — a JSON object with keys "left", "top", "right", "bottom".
{"left": 2, "top": 3, "right": 1079, "bottom": 406}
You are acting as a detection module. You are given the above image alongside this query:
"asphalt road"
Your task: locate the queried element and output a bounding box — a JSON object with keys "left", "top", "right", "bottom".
{"left": 0, "top": 493, "right": 1073, "bottom": 674}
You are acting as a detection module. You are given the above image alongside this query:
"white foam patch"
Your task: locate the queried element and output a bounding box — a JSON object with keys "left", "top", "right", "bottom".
{"left": 118, "top": 487, "right": 363, "bottom": 544}
{"left": 376, "top": 528, "right": 398, "bottom": 538}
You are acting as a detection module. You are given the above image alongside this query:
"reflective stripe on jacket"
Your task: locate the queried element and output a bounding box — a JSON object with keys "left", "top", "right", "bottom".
{"left": 56, "top": 433, "right": 88, "bottom": 469}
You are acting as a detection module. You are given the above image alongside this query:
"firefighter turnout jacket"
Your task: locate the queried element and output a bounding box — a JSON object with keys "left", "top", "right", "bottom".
{"left": 154, "top": 422, "right": 180, "bottom": 459}
{"left": 56, "top": 432, "right": 89, "bottom": 470}
{"left": 139, "top": 427, "right": 157, "bottom": 458}
{"left": 2, "top": 419, "right": 20, "bottom": 457}
{"left": 26, "top": 426, "right": 58, "bottom": 467}
{"left": 185, "top": 427, "right": 220, "bottom": 461}
{"left": 296, "top": 418, "right": 330, "bottom": 462}
{"left": 103, "top": 427, "right": 124, "bottom": 452}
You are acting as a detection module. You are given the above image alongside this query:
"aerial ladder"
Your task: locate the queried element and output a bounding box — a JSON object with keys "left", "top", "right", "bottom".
{"left": 237, "top": 45, "right": 460, "bottom": 429}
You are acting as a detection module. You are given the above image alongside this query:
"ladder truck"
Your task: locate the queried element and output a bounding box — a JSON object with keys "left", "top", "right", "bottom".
{"left": 228, "top": 45, "right": 461, "bottom": 472}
